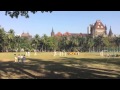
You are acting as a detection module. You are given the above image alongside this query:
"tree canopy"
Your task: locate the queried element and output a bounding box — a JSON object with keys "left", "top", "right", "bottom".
{"left": 5, "top": 11, "right": 52, "bottom": 18}
{"left": 1, "top": 25, "right": 120, "bottom": 52}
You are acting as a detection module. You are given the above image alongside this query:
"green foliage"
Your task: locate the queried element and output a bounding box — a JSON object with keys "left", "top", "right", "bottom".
{"left": 5, "top": 11, "right": 52, "bottom": 18}
{"left": 30, "top": 48, "right": 35, "bottom": 52}
{"left": 0, "top": 25, "right": 120, "bottom": 52}
{"left": 71, "top": 47, "right": 78, "bottom": 52}
{"left": 102, "top": 37, "right": 110, "bottom": 47}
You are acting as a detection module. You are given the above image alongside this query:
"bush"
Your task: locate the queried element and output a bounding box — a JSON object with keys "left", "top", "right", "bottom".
{"left": 116, "top": 54, "right": 120, "bottom": 57}
{"left": 71, "top": 47, "right": 78, "bottom": 52}
{"left": 30, "top": 48, "right": 35, "bottom": 52}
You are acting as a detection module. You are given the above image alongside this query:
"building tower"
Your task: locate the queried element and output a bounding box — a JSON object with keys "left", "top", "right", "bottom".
{"left": 104, "top": 24, "right": 107, "bottom": 35}
{"left": 87, "top": 26, "right": 90, "bottom": 34}
{"left": 88, "top": 20, "right": 106, "bottom": 38}
{"left": 108, "top": 26, "right": 113, "bottom": 37}
{"left": 51, "top": 27, "right": 55, "bottom": 37}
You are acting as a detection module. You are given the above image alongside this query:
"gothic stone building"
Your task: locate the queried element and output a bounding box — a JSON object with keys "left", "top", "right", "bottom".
{"left": 88, "top": 20, "right": 113, "bottom": 37}
{"left": 51, "top": 20, "right": 113, "bottom": 38}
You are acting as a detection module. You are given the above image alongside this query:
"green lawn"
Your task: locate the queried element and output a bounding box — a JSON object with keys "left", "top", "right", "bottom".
{"left": 0, "top": 52, "right": 120, "bottom": 79}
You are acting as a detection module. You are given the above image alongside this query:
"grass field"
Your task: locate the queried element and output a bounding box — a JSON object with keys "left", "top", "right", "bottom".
{"left": 0, "top": 52, "right": 120, "bottom": 79}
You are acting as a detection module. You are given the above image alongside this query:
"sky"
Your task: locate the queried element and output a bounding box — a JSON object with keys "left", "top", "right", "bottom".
{"left": 0, "top": 11, "right": 120, "bottom": 37}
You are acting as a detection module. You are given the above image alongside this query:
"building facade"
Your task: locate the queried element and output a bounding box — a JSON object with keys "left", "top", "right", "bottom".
{"left": 51, "top": 20, "right": 113, "bottom": 38}
{"left": 88, "top": 20, "right": 107, "bottom": 37}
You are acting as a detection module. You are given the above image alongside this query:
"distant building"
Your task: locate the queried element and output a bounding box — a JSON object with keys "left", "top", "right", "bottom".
{"left": 21, "top": 32, "right": 32, "bottom": 39}
{"left": 51, "top": 20, "right": 114, "bottom": 38}
{"left": 51, "top": 29, "right": 89, "bottom": 37}
{"left": 88, "top": 20, "right": 107, "bottom": 38}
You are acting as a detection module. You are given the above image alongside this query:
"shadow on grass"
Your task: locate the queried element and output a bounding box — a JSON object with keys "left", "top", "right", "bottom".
{"left": 60, "top": 57, "right": 120, "bottom": 66}
{"left": 0, "top": 57, "right": 120, "bottom": 79}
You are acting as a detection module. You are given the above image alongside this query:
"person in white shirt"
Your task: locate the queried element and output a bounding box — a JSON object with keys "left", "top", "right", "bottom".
{"left": 14, "top": 54, "right": 17, "bottom": 62}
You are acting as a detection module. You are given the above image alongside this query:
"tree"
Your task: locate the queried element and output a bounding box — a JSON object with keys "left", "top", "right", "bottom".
{"left": 32, "top": 34, "right": 40, "bottom": 50}
{"left": 20, "top": 37, "right": 32, "bottom": 52}
{"left": 0, "top": 28, "right": 6, "bottom": 52}
{"left": 87, "top": 36, "right": 94, "bottom": 52}
{"left": 14, "top": 35, "right": 21, "bottom": 52}
{"left": 5, "top": 11, "right": 52, "bottom": 18}
{"left": 102, "top": 37, "right": 110, "bottom": 49}
{"left": 46, "top": 37, "right": 55, "bottom": 51}
{"left": 60, "top": 36, "right": 70, "bottom": 51}
{"left": 70, "top": 36, "right": 79, "bottom": 52}
{"left": 115, "top": 37, "right": 120, "bottom": 51}
{"left": 50, "top": 36, "right": 59, "bottom": 51}
{"left": 7, "top": 29, "right": 15, "bottom": 51}
{"left": 40, "top": 34, "right": 48, "bottom": 52}
{"left": 78, "top": 37, "right": 84, "bottom": 52}
{"left": 94, "top": 36, "right": 103, "bottom": 52}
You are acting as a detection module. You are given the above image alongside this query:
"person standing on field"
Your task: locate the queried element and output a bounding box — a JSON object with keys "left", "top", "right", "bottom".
{"left": 14, "top": 54, "right": 17, "bottom": 62}
{"left": 18, "top": 54, "right": 21, "bottom": 62}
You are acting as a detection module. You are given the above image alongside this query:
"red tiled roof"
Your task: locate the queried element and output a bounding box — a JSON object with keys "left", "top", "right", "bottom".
{"left": 55, "top": 32, "right": 62, "bottom": 36}
{"left": 94, "top": 20, "right": 105, "bottom": 30}
{"left": 63, "top": 32, "right": 71, "bottom": 36}
{"left": 55, "top": 32, "right": 89, "bottom": 37}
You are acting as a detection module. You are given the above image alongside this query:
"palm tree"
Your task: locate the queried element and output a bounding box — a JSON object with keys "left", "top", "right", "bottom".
{"left": 7, "top": 29, "right": 15, "bottom": 51}
{"left": 0, "top": 28, "right": 6, "bottom": 52}
{"left": 77, "top": 37, "right": 84, "bottom": 52}
{"left": 45, "top": 36, "right": 56, "bottom": 51}
{"left": 87, "top": 36, "right": 94, "bottom": 52}
{"left": 14, "top": 35, "right": 21, "bottom": 52}
{"left": 102, "top": 37, "right": 110, "bottom": 51}
{"left": 94, "top": 36, "right": 103, "bottom": 52}
{"left": 41, "top": 34, "right": 48, "bottom": 52}
{"left": 32, "top": 34, "right": 40, "bottom": 50}
{"left": 70, "top": 36, "right": 79, "bottom": 51}
{"left": 61, "top": 36, "right": 70, "bottom": 51}
{"left": 52, "top": 36, "right": 59, "bottom": 51}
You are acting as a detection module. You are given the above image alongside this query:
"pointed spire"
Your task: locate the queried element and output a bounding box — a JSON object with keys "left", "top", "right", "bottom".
{"left": 52, "top": 27, "right": 54, "bottom": 32}
{"left": 51, "top": 27, "right": 55, "bottom": 37}
{"left": 108, "top": 26, "right": 113, "bottom": 37}
{"left": 104, "top": 24, "right": 107, "bottom": 35}
{"left": 105, "top": 24, "right": 107, "bottom": 30}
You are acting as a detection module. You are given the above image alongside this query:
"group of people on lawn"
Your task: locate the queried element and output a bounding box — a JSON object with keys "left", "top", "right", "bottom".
{"left": 14, "top": 54, "right": 26, "bottom": 63}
